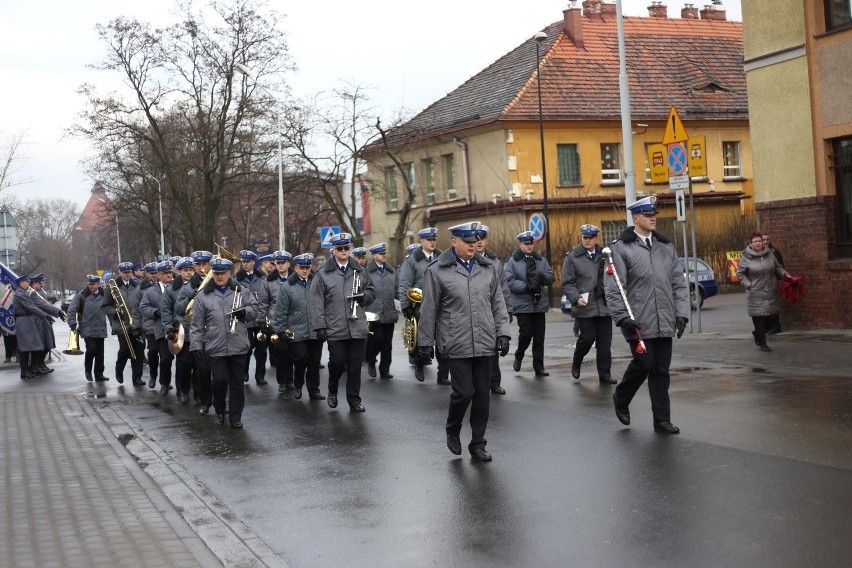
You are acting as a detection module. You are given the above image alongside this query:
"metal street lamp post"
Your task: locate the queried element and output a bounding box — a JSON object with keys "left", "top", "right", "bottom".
{"left": 235, "top": 63, "right": 286, "bottom": 251}
{"left": 534, "top": 31, "right": 554, "bottom": 306}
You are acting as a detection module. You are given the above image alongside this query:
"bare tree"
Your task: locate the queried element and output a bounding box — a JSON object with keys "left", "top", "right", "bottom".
{"left": 374, "top": 118, "right": 419, "bottom": 261}
{"left": 0, "top": 129, "right": 34, "bottom": 193}
{"left": 71, "top": 0, "right": 292, "bottom": 250}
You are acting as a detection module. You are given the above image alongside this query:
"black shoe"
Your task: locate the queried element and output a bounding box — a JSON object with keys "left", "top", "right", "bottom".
{"left": 534, "top": 369, "right": 549, "bottom": 377}
{"left": 294, "top": 388, "right": 302, "bottom": 400}
{"left": 278, "top": 384, "right": 287, "bottom": 393}
{"left": 200, "top": 405, "right": 210, "bottom": 415}
{"left": 132, "top": 378, "right": 145, "bottom": 386}
{"left": 215, "top": 414, "right": 225, "bottom": 425}
{"left": 437, "top": 376, "right": 451, "bottom": 385}
{"left": 33, "top": 368, "right": 47, "bottom": 376}
{"left": 115, "top": 372, "right": 124, "bottom": 384}
{"left": 599, "top": 375, "right": 617, "bottom": 384}
{"left": 231, "top": 421, "right": 244, "bottom": 429}
{"left": 613, "top": 393, "right": 630, "bottom": 425}
{"left": 180, "top": 393, "right": 189, "bottom": 404}
{"left": 447, "top": 434, "right": 462, "bottom": 455}
{"left": 367, "top": 363, "right": 377, "bottom": 378}
{"left": 327, "top": 393, "right": 338, "bottom": 408}
{"left": 380, "top": 373, "right": 394, "bottom": 379}
{"left": 148, "top": 377, "right": 156, "bottom": 389}
{"left": 256, "top": 379, "right": 268, "bottom": 386}
{"left": 752, "top": 331, "right": 760, "bottom": 346}
{"left": 95, "top": 376, "right": 110, "bottom": 382}
{"left": 40, "top": 365, "right": 54, "bottom": 374}
{"left": 654, "top": 421, "right": 680, "bottom": 434}
{"left": 513, "top": 358, "right": 522, "bottom": 372}
{"left": 760, "top": 345, "right": 772, "bottom": 352}
{"left": 414, "top": 365, "right": 425, "bottom": 382}
{"left": 308, "top": 390, "right": 326, "bottom": 400}
{"left": 85, "top": 372, "right": 93, "bottom": 382}
{"left": 20, "top": 372, "right": 36, "bottom": 380}
{"left": 243, "top": 374, "right": 249, "bottom": 383}
{"left": 160, "top": 385, "right": 169, "bottom": 396}
{"left": 349, "top": 403, "right": 366, "bottom": 413}
{"left": 571, "top": 364, "right": 581, "bottom": 379}
{"left": 471, "top": 448, "right": 492, "bottom": 462}
{"left": 491, "top": 386, "right": 506, "bottom": 395}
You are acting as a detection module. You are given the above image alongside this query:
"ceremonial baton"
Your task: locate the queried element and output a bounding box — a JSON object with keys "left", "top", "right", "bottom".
{"left": 602, "top": 247, "right": 646, "bottom": 354}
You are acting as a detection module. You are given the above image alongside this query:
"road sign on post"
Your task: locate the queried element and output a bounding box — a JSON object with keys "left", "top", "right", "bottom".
{"left": 647, "top": 143, "right": 668, "bottom": 183}
{"left": 662, "top": 106, "right": 689, "bottom": 145}
{"left": 528, "top": 213, "right": 546, "bottom": 241}
{"left": 688, "top": 135, "right": 707, "bottom": 177}
{"left": 675, "top": 189, "right": 686, "bottom": 222}
{"left": 319, "top": 226, "right": 341, "bottom": 249}
{"left": 667, "top": 142, "right": 688, "bottom": 177}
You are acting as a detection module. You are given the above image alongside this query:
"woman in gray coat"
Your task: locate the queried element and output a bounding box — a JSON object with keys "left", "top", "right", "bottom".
{"left": 736, "top": 232, "right": 790, "bottom": 352}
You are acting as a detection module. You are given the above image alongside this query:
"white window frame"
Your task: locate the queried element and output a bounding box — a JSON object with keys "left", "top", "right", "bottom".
{"left": 723, "top": 141, "right": 743, "bottom": 179}
{"left": 600, "top": 142, "right": 623, "bottom": 185}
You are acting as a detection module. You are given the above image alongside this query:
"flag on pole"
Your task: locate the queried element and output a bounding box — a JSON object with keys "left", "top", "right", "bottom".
{"left": 0, "top": 261, "right": 20, "bottom": 334}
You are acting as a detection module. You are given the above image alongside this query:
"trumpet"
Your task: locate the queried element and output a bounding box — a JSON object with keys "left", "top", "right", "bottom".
{"left": 107, "top": 279, "right": 136, "bottom": 359}
{"left": 228, "top": 289, "right": 243, "bottom": 334}
{"left": 347, "top": 270, "right": 363, "bottom": 320}
{"left": 402, "top": 287, "right": 422, "bottom": 354}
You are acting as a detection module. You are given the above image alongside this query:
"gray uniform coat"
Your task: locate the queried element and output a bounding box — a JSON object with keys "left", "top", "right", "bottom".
{"left": 189, "top": 278, "right": 258, "bottom": 357}
{"left": 13, "top": 288, "right": 51, "bottom": 352}
{"left": 310, "top": 259, "right": 375, "bottom": 341}
{"left": 504, "top": 249, "right": 555, "bottom": 314}
{"left": 257, "top": 271, "right": 289, "bottom": 324}
{"left": 175, "top": 273, "right": 205, "bottom": 318}
{"left": 482, "top": 248, "right": 511, "bottom": 313}
{"left": 128, "top": 280, "right": 151, "bottom": 336}
{"left": 102, "top": 278, "right": 137, "bottom": 336}
{"left": 366, "top": 260, "right": 399, "bottom": 324}
{"left": 33, "top": 289, "right": 63, "bottom": 350}
{"left": 236, "top": 268, "right": 266, "bottom": 328}
{"left": 418, "top": 249, "right": 511, "bottom": 359}
{"left": 67, "top": 289, "right": 108, "bottom": 339}
{"left": 273, "top": 272, "right": 315, "bottom": 341}
{"left": 140, "top": 282, "right": 166, "bottom": 339}
{"left": 161, "top": 278, "right": 188, "bottom": 336}
{"left": 562, "top": 244, "right": 610, "bottom": 319}
{"left": 396, "top": 247, "right": 441, "bottom": 309}
{"left": 603, "top": 227, "right": 689, "bottom": 340}
{"left": 737, "top": 245, "right": 787, "bottom": 317}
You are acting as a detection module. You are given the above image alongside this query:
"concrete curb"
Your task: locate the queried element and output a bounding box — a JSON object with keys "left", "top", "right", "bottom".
{"left": 93, "top": 402, "right": 289, "bottom": 568}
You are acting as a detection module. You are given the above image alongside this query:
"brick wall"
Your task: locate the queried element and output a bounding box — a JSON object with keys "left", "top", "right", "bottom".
{"left": 756, "top": 196, "right": 852, "bottom": 329}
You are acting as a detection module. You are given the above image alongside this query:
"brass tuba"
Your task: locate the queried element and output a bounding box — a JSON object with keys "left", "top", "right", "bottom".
{"left": 64, "top": 309, "right": 83, "bottom": 356}
{"left": 107, "top": 279, "right": 136, "bottom": 359}
{"left": 402, "top": 287, "right": 422, "bottom": 354}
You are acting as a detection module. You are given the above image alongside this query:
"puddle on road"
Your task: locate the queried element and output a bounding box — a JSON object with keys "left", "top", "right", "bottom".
{"left": 671, "top": 367, "right": 711, "bottom": 373}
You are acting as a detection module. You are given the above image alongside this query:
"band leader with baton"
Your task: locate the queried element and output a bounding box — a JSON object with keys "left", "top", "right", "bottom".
{"left": 603, "top": 196, "right": 689, "bottom": 434}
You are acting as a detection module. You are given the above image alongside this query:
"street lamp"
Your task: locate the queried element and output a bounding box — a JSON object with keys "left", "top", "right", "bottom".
{"left": 129, "top": 161, "right": 166, "bottom": 258}
{"left": 98, "top": 198, "right": 121, "bottom": 263}
{"left": 235, "top": 62, "right": 286, "bottom": 251}
{"left": 534, "top": 30, "right": 554, "bottom": 305}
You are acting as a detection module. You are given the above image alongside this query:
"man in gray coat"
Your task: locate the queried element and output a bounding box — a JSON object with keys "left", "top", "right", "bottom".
{"left": 258, "top": 250, "right": 293, "bottom": 391}
{"left": 310, "top": 232, "right": 375, "bottom": 412}
{"left": 418, "top": 222, "right": 511, "bottom": 462}
{"left": 67, "top": 275, "right": 110, "bottom": 382}
{"left": 504, "top": 231, "right": 555, "bottom": 376}
{"left": 604, "top": 196, "right": 689, "bottom": 434}
{"left": 190, "top": 258, "right": 259, "bottom": 428}
{"left": 364, "top": 243, "right": 398, "bottom": 379}
{"left": 29, "top": 273, "right": 66, "bottom": 375}
{"left": 13, "top": 274, "right": 55, "bottom": 379}
{"left": 473, "top": 225, "right": 512, "bottom": 395}
{"left": 141, "top": 261, "right": 175, "bottom": 395}
{"left": 562, "top": 224, "right": 615, "bottom": 384}
{"left": 236, "top": 249, "right": 268, "bottom": 385}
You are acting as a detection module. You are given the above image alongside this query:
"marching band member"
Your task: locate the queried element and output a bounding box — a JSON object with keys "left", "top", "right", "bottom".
{"left": 103, "top": 261, "right": 144, "bottom": 386}
{"left": 67, "top": 275, "right": 110, "bottom": 382}
{"left": 175, "top": 251, "right": 215, "bottom": 414}
{"left": 236, "top": 249, "right": 268, "bottom": 385}
{"left": 141, "top": 261, "right": 175, "bottom": 395}
{"left": 258, "top": 250, "right": 293, "bottom": 392}
{"left": 138, "top": 263, "right": 161, "bottom": 387}
{"left": 473, "top": 225, "right": 512, "bottom": 395}
{"left": 364, "top": 243, "right": 397, "bottom": 379}
{"left": 417, "top": 222, "right": 511, "bottom": 461}
{"left": 352, "top": 247, "right": 368, "bottom": 267}
{"left": 13, "top": 274, "right": 56, "bottom": 379}
{"left": 310, "top": 232, "right": 375, "bottom": 412}
{"left": 273, "top": 253, "right": 325, "bottom": 400}
{"left": 162, "top": 257, "right": 195, "bottom": 403}
{"left": 29, "top": 273, "right": 66, "bottom": 375}
{"left": 189, "top": 258, "right": 259, "bottom": 428}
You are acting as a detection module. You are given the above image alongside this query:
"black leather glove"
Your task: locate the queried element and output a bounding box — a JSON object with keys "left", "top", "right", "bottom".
{"left": 59, "top": 311, "right": 67, "bottom": 322}
{"left": 46, "top": 315, "right": 56, "bottom": 323}
{"left": 676, "top": 316, "right": 688, "bottom": 339}
{"left": 315, "top": 328, "right": 327, "bottom": 342}
{"left": 402, "top": 306, "right": 415, "bottom": 318}
{"left": 619, "top": 318, "right": 640, "bottom": 334}
{"left": 233, "top": 308, "right": 246, "bottom": 321}
{"left": 166, "top": 329, "right": 176, "bottom": 341}
{"left": 497, "top": 335, "right": 510, "bottom": 357}
{"left": 417, "top": 345, "right": 434, "bottom": 364}
{"left": 355, "top": 295, "right": 365, "bottom": 305}
{"left": 69, "top": 323, "right": 77, "bottom": 331}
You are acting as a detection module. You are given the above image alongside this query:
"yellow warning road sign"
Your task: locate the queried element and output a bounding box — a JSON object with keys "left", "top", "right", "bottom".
{"left": 662, "top": 106, "right": 689, "bottom": 145}
{"left": 647, "top": 143, "right": 668, "bottom": 183}
{"left": 687, "top": 135, "right": 706, "bottom": 177}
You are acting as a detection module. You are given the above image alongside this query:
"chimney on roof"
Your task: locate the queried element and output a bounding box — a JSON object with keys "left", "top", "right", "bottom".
{"left": 700, "top": 1, "right": 727, "bottom": 21}
{"left": 681, "top": 3, "right": 700, "bottom": 19}
{"left": 599, "top": 2, "right": 617, "bottom": 15}
{"left": 648, "top": 1, "right": 668, "bottom": 18}
{"left": 564, "top": 2, "right": 584, "bottom": 48}
{"left": 582, "top": 0, "right": 601, "bottom": 14}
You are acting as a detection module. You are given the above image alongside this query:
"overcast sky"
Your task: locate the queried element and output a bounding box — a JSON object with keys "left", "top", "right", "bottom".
{"left": 0, "top": 0, "right": 742, "bottom": 208}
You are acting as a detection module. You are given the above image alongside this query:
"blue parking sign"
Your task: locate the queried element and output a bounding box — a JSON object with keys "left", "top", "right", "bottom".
{"left": 528, "top": 213, "right": 546, "bottom": 241}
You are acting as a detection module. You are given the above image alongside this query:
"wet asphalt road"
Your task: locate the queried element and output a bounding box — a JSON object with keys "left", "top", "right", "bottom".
{"left": 3, "top": 293, "right": 852, "bottom": 567}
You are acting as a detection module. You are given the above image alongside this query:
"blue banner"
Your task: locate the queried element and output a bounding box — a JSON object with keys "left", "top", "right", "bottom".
{"left": 0, "top": 261, "right": 19, "bottom": 334}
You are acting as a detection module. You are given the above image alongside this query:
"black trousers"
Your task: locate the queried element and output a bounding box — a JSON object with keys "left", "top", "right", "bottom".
{"left": 210, "top": 354, "right": 247, "bottom": 422}
{"left": 573, "top": 316, "right": 613, "bottom": 377}
{"left": 614, "top": 337, "right": 673, "bottom": 423}
{"left": 752, "top": 316, "right": 772, "bottom": 347}
{"left": 175, "top": 340, "right": 194, "bottom": 395}
{"left": 3, "top": 333, "right": 17, "bottom": 361}
{"left": 83, "top": 337, "right": 105, "bottom": 377}
{"left": 489, "top": 354, "right": 502, "bottom": 388}
{"left": 192, "top": 350, "right": 212, "bottom": 405}
{"left": 515, "top": 312, "right": 546, "bottom": 370}
{"left": 273, "top": 340, "right": 294, "bottom": 386}
{"left": 446, "top": 357, "right": 491, "bottom": 451}
{"left": 290, "top": 339, "right": 322, "bottom": 391}
{"left": 18, "top": 352, "right": 31, "bottom": 376}
{"left": 147, "top": 336, "right": 174, "bottom": 387}
{"left": 327, "top": 338, "right": 367, "bottom": 404}
{"left": 246, "top": 328, "right": 267, "bottom": 381}
{"left": 146, "top": 333, "right": 160, "bottom": 380}
{"left": 365, "top": 322, "right": 395, "bottom": 374}
{"left": 116, "top": 332, "right": 144, "bottom": 381}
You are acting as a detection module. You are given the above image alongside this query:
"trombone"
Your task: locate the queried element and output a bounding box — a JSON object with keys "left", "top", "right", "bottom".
{"left": 107, "top": 279, "right": 136, "bottom": 359}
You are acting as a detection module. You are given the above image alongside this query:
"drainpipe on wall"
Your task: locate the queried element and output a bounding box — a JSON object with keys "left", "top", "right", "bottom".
{"left": 453, "top": 137, "right": 473, "bottom": 204}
